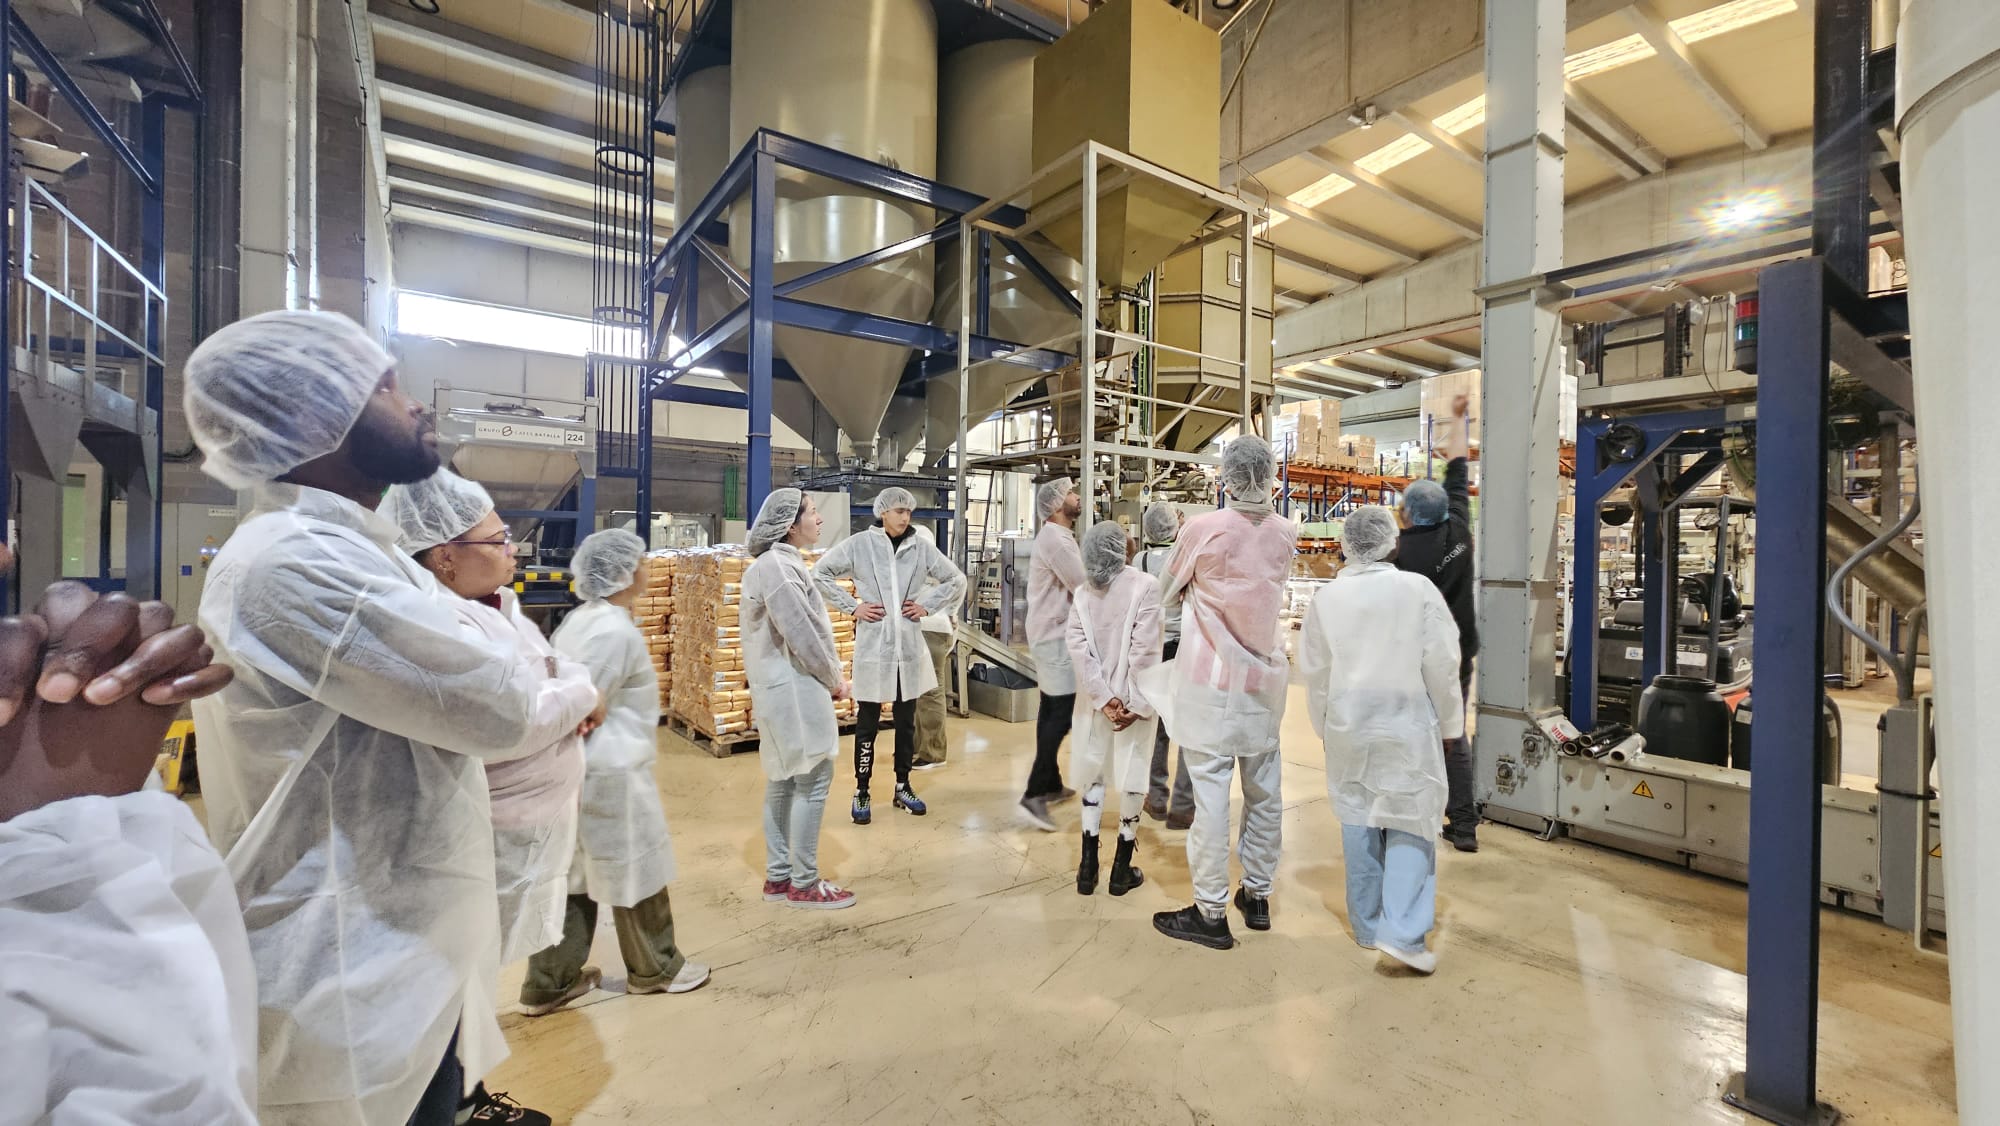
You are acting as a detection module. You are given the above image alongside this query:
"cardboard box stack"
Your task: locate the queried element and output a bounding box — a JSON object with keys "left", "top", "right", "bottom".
{"left": 1278, "top": 399, "right": 1341, "bottom": 465}
{"left": 1419, "top": 369, "right": 1481, "bottom": 450}
{"left": 668, "top": 548, "right": 754, "bottom": 738}
{"left": 635, "top": 551, "right": 679, "bottom": 713}
{"left": 1332, "top": 433, "right": 1377, "bottom": 471}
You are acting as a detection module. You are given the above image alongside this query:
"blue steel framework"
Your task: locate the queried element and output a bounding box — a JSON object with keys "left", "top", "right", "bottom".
{"left": 0, "top": 2, "right": 201, "bottom": 607}
{"left": 637, "top": 129, "right": 1075, "bottom": 541}
{"left": 1566, "top": 407, "right": 1737, "bottom": 730}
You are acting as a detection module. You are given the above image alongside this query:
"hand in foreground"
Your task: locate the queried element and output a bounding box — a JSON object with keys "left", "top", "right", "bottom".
{"left": 901, "top": 600, "right": 926, "bottom": 622}
{"left": 832, "top": 679, "right": 853, "bottom": 702}
{"left": 855, "top": 602, "right": 888, "bottom": 623}
{"left": 0, "top": 582, "right": 234, "bottom": 821}
{"left": 1452, "top": 392, "right": 1471, "bottom": 419}
{"left": 578, "top": 694, "right": 607, "bottom": 737}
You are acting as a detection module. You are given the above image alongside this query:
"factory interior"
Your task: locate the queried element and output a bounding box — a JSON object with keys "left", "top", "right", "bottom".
{"left": 3, "top": 0, "right": 1990, "bottom": 1122}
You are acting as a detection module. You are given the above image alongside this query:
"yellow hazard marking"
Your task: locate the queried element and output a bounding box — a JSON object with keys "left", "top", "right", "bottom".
{"left": 1929, "top": 843, "right": 1942, "bottom": 858}
{"left": 1632, "top": 780, "right": 1655, "bottom": 799}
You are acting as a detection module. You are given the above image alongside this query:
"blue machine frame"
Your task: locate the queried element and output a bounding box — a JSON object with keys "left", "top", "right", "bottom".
{"left": 1567, "top": 406, "right": 1739, "bottom": 729}
{"left": 638, "top": 128, "right": 1078, "bottom": 536}
{"left": 0, "top": 2, "right": 201, "bottom": 609}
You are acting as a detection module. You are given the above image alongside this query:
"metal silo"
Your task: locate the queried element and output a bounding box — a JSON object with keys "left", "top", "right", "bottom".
{"left": 728, "top": 0, "right": 940, "bottom": 465}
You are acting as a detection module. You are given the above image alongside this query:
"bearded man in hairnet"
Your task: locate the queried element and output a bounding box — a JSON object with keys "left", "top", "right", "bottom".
{"left": 1065, "top": 521, "right": 1164, "bottom": 897}
{"left": 1149, "top": 435, "right": 1297, "bottom": 951}
{"left": 183, "top": 311, "right": 560, "bottom": 1125}
{"left": 1018, "top": 477, "right": 1086, "bottom": 831}
{"left": 812, "top": 488, "right": 967, "bottom": 825}
{"left": 1300, "top": 506, "right": 1463, "bottom": 975}
{"left": 529, "top": 530, "right": 710, "bottom": 1013}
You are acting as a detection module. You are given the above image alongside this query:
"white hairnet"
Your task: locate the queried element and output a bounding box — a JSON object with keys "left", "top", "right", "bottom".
{"left": 1142, "top": 503, "right": 1180, "bottom": 545}
{"left": 749, "top": 488, "right": 805, "bottom": 556}
{"left": 184, "top": 310, "right": 396, "bottom": 488}
{"left": 1218, "top": 434, "right": 1276, "bottom": 498}
{"left": 572, "top": 529, "right": 647, "bottom": 600}
{"left": 1036, "top": 477, "right": 1075, "bottom": 521}
{"left": 1343, "top": 505, "right": 1399, "bottom": 564}
{"left": 873, "top": 487, "right": 916, "bottom": 517}
{"left": 1081, "top": 521, "right": 1128, "bottom": 588}
{"left": 380, "top": 470, "right": 494, "bottom": 554}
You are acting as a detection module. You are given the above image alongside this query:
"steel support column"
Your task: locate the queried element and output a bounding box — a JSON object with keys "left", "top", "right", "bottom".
{"left": 745, "top": 149, "right": 776, "bottom": 523}
{"left": 1474, "top": 0, "right": 1567, "bottom": 827}
{"left": 1723, "top": 257, "right": 1837, "bottom": 1126}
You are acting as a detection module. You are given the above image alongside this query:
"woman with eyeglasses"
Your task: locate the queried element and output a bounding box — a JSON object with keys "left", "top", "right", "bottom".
{"left": 381, "top": 469, "right": 603, "bottom": 1124}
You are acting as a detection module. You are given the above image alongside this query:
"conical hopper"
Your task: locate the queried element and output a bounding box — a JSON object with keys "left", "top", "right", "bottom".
{"left": 728, "top": 0, "right": 939, "bottom": 461}
{"left": 1030, "top": 0, "right": 1220, "bottom": 292}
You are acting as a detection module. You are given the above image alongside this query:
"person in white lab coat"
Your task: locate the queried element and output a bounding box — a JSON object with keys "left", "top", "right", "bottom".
{"left": 1149, "top": 435, "right": 1297, "bottom": 952}
{"left": 529, "top": 530, "right": 711, "bottom": 1013}
{"left": 1065, "top": 521, "right": 1164, "bottom": 897}
{"left": 1020, "top": 477, "right": 1085, "bottom": 831}
{"left": 381, "top": 470, "right": 602, "bottom": 1124}
{"left": 743, "top": 489, "right": 857, "bottom": 909}
{"left": 1300, "top": 506, "right": 1463, "bottom": 975}
{"left": 184, "top": 310, "right": 558, "bottom": 1126}
{"left": 811, "top": 488, "right": 967, "bottom": 825}
{"left": 1136, "top": 503, "right": 1194, "bottom": 829}
{"left": 2, "top": 581, "right": 248, "bottom": 1125}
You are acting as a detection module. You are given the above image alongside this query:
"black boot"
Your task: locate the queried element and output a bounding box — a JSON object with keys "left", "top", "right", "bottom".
{"left": 1108, "top": 836, "right": 1145, "bottom": 896}
{"left": 1076, "top": 832, "right": 1100, "bottom": 895}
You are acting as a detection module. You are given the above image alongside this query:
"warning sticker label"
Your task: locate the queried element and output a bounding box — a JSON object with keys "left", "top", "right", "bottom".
{"left": 1631, "top": 780, "right": 1656, "bottom": 799}
{"left": 1929, "top": 844, "right": 1942, "bottom": 858}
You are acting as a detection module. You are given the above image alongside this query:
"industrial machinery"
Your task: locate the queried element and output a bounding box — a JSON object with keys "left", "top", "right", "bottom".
{"left": 431, "top": 384, "right": 600, "bottom": 565}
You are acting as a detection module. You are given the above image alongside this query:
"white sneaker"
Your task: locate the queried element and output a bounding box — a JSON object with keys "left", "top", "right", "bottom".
{"left": 1380, "top": 944, "right": 1437, "bottom": 975}
{"left": 666, "top": 962, "right": 711, "bottom": 993}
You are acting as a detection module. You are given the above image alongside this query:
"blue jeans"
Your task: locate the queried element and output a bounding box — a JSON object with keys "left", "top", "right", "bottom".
{"left": 765, "top": 757, "right": 835, "bottom": 887}
{"left": 1340, "top": 824, "right": 1437, "bottom": 952}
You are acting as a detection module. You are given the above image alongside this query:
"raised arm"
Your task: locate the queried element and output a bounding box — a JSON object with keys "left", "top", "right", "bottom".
{"left": 231, "top": 547, "right": 538, "bottom": 756}
{"left": 810, "top": 536, "right": 861, "bottom": 613}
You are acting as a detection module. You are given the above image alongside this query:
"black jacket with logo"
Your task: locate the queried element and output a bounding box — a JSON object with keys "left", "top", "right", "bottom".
{"left": 1395, "top": 456, "right": 1478, "bottom": 675}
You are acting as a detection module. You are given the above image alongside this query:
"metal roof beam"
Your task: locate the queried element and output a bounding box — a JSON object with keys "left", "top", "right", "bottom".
{"left": 1272, "top": 247, "right": 1367, "bottom": 287}
{"left": 1296, "top": 150, "right": 1482, "bottom": 240}
{"left": 1624, "top": 2, "right": 1771, "bottom": 150}
{"left": 387, "top": 165, "right": 615, "bottom": 233}
{"left": 375, "top": 66, "right": 603, "bottom": 165}
{"left": 392, "top": 202, "right": 600, "bottom": 259}
{"left": 369, "top": 0, "right": 599, "bottom": 98}
{"left": 1362, "top": 348, "right": 1446, "bottom": 378}
{"left": 383, "top": 123, "right": 671, "bottom": 210}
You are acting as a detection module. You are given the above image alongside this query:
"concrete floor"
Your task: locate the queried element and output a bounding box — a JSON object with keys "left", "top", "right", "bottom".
{"left": 485, "top": 685, "right": 1956, "bottom": 1125}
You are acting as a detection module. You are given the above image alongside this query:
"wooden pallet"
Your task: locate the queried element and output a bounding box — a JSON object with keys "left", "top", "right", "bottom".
{"left": 660, "top": 714, "right": 862, "bottom": 759}
{"left": 661, "top": 713, "right": 758, "bottom": 758}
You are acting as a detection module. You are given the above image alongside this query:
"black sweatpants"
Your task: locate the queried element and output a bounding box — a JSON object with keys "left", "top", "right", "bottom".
{"left": 856, "top": 697, "right": 917, "bottom": 792}
{"left": 1024, "top": 690, "right": 1073, "bottom": 800}
{"left": 1443, "top": 660, "right": 1477, "bottom": 838}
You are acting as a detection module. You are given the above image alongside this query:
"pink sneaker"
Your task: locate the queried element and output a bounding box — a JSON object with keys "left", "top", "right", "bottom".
{"left": 786, "top": 879, "right": 857, "bottom": 910}
{"left": 761, "top": 878, "right": 790, "bottom": 902}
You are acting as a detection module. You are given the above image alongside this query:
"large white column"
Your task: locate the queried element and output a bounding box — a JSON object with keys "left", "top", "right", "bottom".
{"left": 1896, "top": 1, "right": 2000, "bottom": 1118}
{"left": 1472, "top": 0, "right": 1567, "bottom": 827}
{"left": 238, "top": 0, "right": 302, "bottom": 313}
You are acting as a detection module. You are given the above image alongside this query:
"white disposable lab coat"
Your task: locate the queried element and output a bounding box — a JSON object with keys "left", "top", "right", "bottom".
{"left": 812, "top": 527, "right": 967, "bottom": 703}
{"left": 449, "top": 589, "right": 597, "bottom": 964}
{"left": 743, "top": 543, "right": 845, "bottom": 781}
{"left": 0, "top": 793, "right": 257, "bottom": 1126}
{"left": 195, "top": 483, "right": 547, "bottom": 1124}
{"left": 552, "top": 599, "right": 677, "bottom": 907}
{"left": 1065, "top": 566, "right": 1163, "bottom": 794}
{"left": 1136, "top": 545, "right": 1182, "bottom": 643}
{"left": 1299, "top": 561, "right": 1465, "bottom": 837}
{"left": 1026, "top": 521, "right": 1085, "bottom": 695}
{"left": 1143, "top": 504, "right": 1297, "bottom": 756}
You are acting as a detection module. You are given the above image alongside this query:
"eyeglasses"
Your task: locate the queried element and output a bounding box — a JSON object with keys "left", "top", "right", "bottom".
{"left": 452, "top": 529, "right": 514, "bottom": 548}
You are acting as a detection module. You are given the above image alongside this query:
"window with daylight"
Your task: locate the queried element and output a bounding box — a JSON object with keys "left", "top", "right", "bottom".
{"left": 395, "top": 291, "right": 645, "bottom": 359}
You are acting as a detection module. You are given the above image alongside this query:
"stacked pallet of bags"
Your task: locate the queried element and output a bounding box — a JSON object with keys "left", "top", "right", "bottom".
{"left": 668, "top": 548, "right": 753, "bottom": 738}
{"left": 634, "top": 551, "right": 679, "bottom": 713}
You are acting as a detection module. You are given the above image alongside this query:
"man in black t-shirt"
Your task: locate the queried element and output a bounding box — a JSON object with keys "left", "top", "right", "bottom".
{"left": 1397, "top": 393, "right": 1481, "bottom": 852}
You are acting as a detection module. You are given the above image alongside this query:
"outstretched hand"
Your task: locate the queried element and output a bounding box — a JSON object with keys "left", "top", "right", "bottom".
{"left": 0, "top": 582, "right": 234, "bottom": 821}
